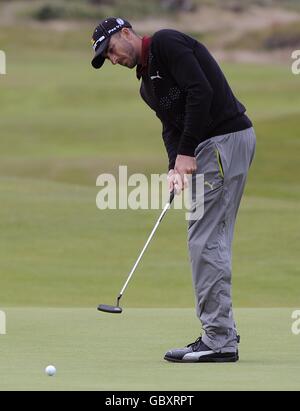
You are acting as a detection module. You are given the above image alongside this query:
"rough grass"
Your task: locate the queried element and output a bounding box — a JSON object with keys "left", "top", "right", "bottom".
{"left": 228, "top": 21, "right": 300, "bottom": 50}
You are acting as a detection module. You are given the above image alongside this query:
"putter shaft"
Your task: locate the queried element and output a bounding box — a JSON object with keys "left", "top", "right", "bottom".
{"left": 118, "top": 191, "right": 174, "bottom": 300}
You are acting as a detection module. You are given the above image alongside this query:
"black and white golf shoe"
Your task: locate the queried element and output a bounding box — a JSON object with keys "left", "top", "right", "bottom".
{"left": 164, "top": 336, "right": 239, "bottom": 363}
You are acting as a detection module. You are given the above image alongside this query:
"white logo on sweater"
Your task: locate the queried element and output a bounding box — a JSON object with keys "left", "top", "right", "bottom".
{"left": 150, "top": 71, "right": 163, "bottom": 80}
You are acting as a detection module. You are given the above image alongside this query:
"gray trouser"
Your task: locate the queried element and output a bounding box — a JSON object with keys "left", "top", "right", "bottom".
{"left": 188, "top": 127, "right": 256, "bottom": 353}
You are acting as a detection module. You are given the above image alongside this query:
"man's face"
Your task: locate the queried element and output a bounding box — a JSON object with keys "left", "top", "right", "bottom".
{"left": 104, "top": 30, "right": 138, "bottom": 69}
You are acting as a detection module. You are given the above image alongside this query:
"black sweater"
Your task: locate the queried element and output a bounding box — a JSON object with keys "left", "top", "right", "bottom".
{"left": 139, "top": 29, "right": 252, "bottom": 170}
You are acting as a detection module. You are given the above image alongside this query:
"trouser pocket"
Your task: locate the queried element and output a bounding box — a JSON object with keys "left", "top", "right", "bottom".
{"left": 196, "top": 140, "right": 225, "bottom": 193}
{"left": 215, "top": 147, "right": 224, "bottom": 180}
{"left": 188, "top": 141, "right": 225, "bottom": 231}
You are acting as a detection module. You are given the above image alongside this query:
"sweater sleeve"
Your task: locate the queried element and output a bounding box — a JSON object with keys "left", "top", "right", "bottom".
{"left": 153, "top": 30, "right": 214, "bottom": 156}
{"left": 161, "top": 120, "right": 180, "bottom": 171}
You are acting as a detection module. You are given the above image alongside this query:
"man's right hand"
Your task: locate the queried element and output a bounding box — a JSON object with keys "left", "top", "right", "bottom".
{"left": 167, "top": 169, "right": 188, "bottom": 195}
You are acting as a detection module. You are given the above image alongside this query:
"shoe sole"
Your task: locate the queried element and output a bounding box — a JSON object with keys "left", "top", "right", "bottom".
{"left": 164, "top": 354, "right": 238, "bottom": 363}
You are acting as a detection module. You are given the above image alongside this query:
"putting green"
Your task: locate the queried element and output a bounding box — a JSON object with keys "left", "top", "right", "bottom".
{"left": 0, "top": 308, "right": 299, "bottom": 391}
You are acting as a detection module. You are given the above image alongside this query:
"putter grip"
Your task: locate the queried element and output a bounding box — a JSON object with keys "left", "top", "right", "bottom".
{"left": 169, "top": 190, "right": 175, "bottom": 204}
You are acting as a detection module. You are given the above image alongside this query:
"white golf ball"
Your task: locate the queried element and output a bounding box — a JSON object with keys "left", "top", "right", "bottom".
{"left": 45, "top": 365, "right": 56, "bottom": 376}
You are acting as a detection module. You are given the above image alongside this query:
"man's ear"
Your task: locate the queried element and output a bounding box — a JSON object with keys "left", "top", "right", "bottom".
{"left": 120, "top": 27, "right": 131, "bottom": 39}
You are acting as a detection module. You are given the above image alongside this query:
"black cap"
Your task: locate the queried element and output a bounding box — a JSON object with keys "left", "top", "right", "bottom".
{"left": 91, "top": 17, "right": 132, "bottom": 69}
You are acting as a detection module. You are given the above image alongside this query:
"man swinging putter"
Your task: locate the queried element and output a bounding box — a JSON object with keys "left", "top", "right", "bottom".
{"left": 91, "top": 17, "right": 256, "bottom": 363}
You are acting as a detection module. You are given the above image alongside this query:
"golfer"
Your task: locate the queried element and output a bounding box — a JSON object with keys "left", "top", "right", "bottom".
{"left": 91, "top": 17, "right": 256, "bottom": 362}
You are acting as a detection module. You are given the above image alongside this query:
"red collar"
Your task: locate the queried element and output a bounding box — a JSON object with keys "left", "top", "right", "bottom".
{"left": 136, "top": 36, "right": 152, "bottom": 80}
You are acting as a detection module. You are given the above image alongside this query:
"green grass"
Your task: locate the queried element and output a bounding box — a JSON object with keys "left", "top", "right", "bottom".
{"left": 0, "top": 25, "right": 300, "bottom": 390}
{"left": 0, "top": 176, "right": 299, "bottom": 308}
{"left": 0, "top": 26, "right": 300, "bottom": 309}
{"left": 0, "top": 308, "right": 300, "bottom": 391}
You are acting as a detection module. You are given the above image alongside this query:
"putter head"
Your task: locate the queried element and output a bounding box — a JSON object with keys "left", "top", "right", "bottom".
{"left": 97, "top": 304, "right": 122, "bottom": 314}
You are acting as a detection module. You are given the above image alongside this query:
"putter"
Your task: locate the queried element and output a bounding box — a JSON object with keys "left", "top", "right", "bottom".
{"left": 98, "top": 190, "right": 175, "bottom": 314}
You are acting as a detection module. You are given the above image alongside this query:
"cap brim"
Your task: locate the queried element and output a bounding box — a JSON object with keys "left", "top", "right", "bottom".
{"left": 91, "top": 38, "right": 109, "bottom": 69}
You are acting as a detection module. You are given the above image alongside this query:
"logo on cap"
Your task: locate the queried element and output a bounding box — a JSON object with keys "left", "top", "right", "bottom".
{"left": 92, "top": 35, "right": 106, "bottom": 51}
{"left": 116, "top": 18, "right": 124, "bottom": 25}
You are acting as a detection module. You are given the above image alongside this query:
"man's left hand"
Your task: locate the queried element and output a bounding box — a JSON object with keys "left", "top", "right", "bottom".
{"left": 174, "top": 154, "right": 197, "bottom": 194}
